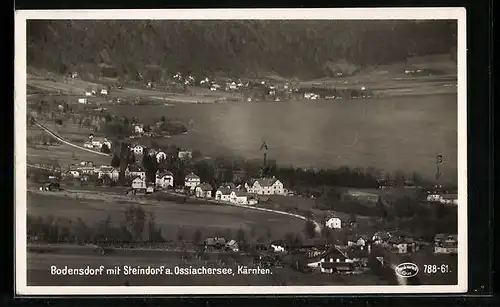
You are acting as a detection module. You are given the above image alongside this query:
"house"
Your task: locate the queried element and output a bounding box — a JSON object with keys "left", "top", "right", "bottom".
{"left": 387, "top": 235, "right": 419, "bottom": 254}
{"left": 215, "top": 187, "right": 232, "bottom": 202}
{"left": 325, "top": 217, "right": 342, "bottom": 229}
{"left": 84, "top": 91, "right": 92, "bottom": 97}
{"left": 156, "top": 151, "right": 167, "bottom": 163}
{"left": 270, "top": 240, "right": 286, "bottom": 253}
{"left": 78, "top": 98, "right": 88, "bottom": 104}
{"left": 347, "top": 234, "right": 371, "bottom": 247}
{"left": 345, "top": 246, "right": 371, "bottom": 267}
{"left": 210, "top": 83, "right": 221, "bottom": 91}
{"left": 371, "top": 231, "right": 392, "bottom": 244}
{"left": 184, "top": 173, "right": 201, "bottom": 190}
{"left": 131, "top": 145, "right": 144, "bottom": 155}
{"left": 245, "top": 177, "right": 285, "bottom": 195}
{"left": 75, "top": 165, "right": 95, "bottom": 175}
{"left": 426, "top": 194, "right": 442, "bottom": 202}
{"left": 178, "top": 150, "right": 193, "bottom": 160}
{"left": 146, "top": 184, "right": 155, "bottom": 194}
{"left": 229, "top": 190, "right": 257, "bottom": 205}
{"left": 205, "top": 237, "right": 226, "bottom": 250}
{"left": 195, "top": 183, "right": 213, "bottom": 198}
{"left": 128, "top": 165, "right": 145, "bottom": 180}
{"left": 89, "top": 137, "right": 112, "bottom": 150}
{"left": 98, "top": 166, "right": 119, "bottom": 181}
{"left": 434, "top": 234, "right": 458, "bottom": 254}
{"left": 134, "top": 124, "right": 144, "bottom": 134}
{"left": 100, "top": 88, "right": 108, "bottom": 96}
{"left": 155, "top": 170, "right": 174, "bottom": 189}
{"left": 225, "top": 239, "right": 239, "bottom": 252}
{"left": 222, "top": 182, "right": 236, "bottom": 190}
{"left": 306, "top": 247, "right": 352, "bottom": 274}
{"left": 68, "top": 170, "right": 81, "bottom": 178}
{"left": 131, "top": 176, "right": 146, "bottom": 189}
{"left": 440, "top": 194, "right": 458, "bottom": 205}
{"left": 83, "top": 142, "right": 94, "bottom": 149}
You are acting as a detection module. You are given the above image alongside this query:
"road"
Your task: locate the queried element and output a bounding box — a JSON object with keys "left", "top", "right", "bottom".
{"left": 32, "top": 119, "right": 111, "bottom": 157}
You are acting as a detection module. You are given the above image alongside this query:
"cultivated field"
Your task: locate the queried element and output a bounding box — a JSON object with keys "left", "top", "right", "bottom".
{"left": 27, "top": 190, "right": 307, "bottom": 241}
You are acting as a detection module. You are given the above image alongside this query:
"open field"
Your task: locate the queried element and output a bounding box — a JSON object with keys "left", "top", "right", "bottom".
{"left": 27, "top": 190, "right": 307, "bottom": 241}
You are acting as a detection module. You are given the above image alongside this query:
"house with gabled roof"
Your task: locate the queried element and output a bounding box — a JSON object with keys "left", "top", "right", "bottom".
{"left": 195, "top": 183, "right": 213, "bottom": 198}
{"left": 128, "top": 165, "right": 145, "bottom": 179}
{"left": 215, "top": 186, "right": 232, "bottom": 202}
{"left": 184, "top": 172, "right": 200, "bottom": 190}
{"left": 245, "top": 176, "right": 285, "bottom": 195}
{"left": 98, "top": 166, "right": 119, "bottom": 181}
{"left": 155, "top": 170, "right": 174, "bottom": 189}
{"left": 131, "top": 176, "right": 146, "bottom": 190}
{"left": 229, "top": 190, "right": 258, "bottom": 205}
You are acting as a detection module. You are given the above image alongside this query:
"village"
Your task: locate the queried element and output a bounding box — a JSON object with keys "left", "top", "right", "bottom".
{"left": 26, "top": 61, "right": 458, "bottom": 283}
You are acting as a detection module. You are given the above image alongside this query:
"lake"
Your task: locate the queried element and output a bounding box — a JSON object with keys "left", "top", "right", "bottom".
{"left": 109, "top": 94, "right": 458, "bottom": 182}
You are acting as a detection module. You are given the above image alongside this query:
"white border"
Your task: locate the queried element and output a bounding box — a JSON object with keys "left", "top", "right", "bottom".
{"left": 14, "top": 8, "right": 468, "bottom": 296}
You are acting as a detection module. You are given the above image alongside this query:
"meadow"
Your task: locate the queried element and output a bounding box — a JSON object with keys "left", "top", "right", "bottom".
{"left": 27, "top": 191, "right": 307, "bottom": 241}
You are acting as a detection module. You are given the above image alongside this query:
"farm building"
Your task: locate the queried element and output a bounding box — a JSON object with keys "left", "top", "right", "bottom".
{"left": 215, "top": 187, "right": 232, "bottom": 202}
{"left": 195, "top": 183, "right": 213, "bottom": 198}
{"left": 245, "top": 177, "right": 285, "bottom": 195}
{"left": 184, "top": 172, "right": 200, "bottom": 190}
{"left": 155, "top": 170, "right": 174, "bottom": 189}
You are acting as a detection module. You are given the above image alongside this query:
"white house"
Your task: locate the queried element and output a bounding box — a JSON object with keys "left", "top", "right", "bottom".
{"left": 229, "top": 190, "right": 257, "bottom": 205}
{"left": 325, "top": 217, "right": 342, "bottom": 229}
{"left": 245, "top": 177, "right": 285, "bottom": 195}
{"left": 131, "top": 177, "right": 146, "bottom": 189}
{"left": 210, "top": 83, "right": 221, "bottom": 91}
{"left": 131, "top": 145, "right": 144, "bottom": 155}
{"left": 100, "top": 88, "right": 108, "bottom": 96}
{"left": 134, "top": 124, "right": 144, "bottom": 134}
{"left": 128, "top": 165, "right": 146, "bottom": 180}
{"left": 156, "top": 151, "right": 167, "bottom": 163}
{"left": 78, "top": 98, "right": 88, "bottom": 104}
{"left": 155, "top": 170, "right": 174, "bottom": 189}
{"left": 426, "top": 194, "right": 442, "bottom": 202}
{"left": 84, "top": 91, "right": 92, "bottom": 97}
{"left": 215, "top": 187, "right": 232, "bottom": 202}
{"left": 184, "top": 172, "right": 201, "bottom": 190}
{"left": 306, "top": 249, "right": 352, "bottom": 274}
{"left": 195, "top": 183, "right": 213, "bottom": 198}
{"left": 434, "top": 234, "right": 458, "bottom": 254}
{"left": 178, "top": 150, "right": 193, "bottom": 160}
{"left": 98, "top": 166, "right": 119, "bottom": 181}
{"left": 270, "top": 241, "right": 286, "bottom": 253}
{"left": 90, "top": 137, "right": 112, "bottom": 150}
{"left": 68, "top": 170, "right": 81, "bottom": 178}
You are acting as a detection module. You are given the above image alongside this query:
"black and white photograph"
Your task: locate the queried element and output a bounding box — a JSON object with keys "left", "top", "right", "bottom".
{"left": 15, "top": 8, "right": 467, "bottom": 295}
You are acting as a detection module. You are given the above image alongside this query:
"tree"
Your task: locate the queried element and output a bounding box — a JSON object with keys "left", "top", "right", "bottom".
{"left": 101, "top": 143, "right": 111, "bottom": 154}
{"left": 123, "top": 205, "right": 146, "bottom": 241}
{"left": 192, "top": 150, "right": 203, "bottom": 160}
{"left": 265, "top": 226, "right": 272, "bottom": 242}
{"left": 111, "top": 154, "right": 120, "bottom": 168}
{"left": 160, "top": 116, "right": 166, "bottom": 122}
{"left": 303, "top": 220, "right": 317, "bottom": 239}
{"left": 176, "top": 227, "right": 185, "bottom": 241}
{"left": 236, "top": 228, "right": 246, "bottom": 244}
{"left": 193, "top": 229, "right": 202, "bottom": 245}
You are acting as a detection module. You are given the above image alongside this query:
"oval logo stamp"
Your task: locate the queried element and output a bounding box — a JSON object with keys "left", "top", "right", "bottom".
{"left": 395, "top": 262, "right": 419, "bottom": 278}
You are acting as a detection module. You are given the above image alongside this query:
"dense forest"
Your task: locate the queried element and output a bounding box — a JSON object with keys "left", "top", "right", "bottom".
{"left": 27, "top": 20, "right": 457, "bottom": 79}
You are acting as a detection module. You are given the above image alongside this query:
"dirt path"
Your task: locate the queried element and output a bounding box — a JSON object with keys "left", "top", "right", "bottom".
{"left": 32, "top": 119, "right": 111, "bottom": 157}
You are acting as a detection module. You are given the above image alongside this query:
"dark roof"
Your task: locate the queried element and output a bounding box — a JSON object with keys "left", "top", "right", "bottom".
{"left": 232, "top": 190, "right": 250, "bottom": 197}
{"left": 217, "top": 187, "right": 232, "bottom": 195}
{"left": 222, "top": 182, "right": 236, "bottom": 189}
{"left": 435, "top": 234, "right": 458, "bottom": 241}
{"left": 185, "top": 172, "right": 200, "bottom": 180}
{"left": 205, "top": 237, "right": 226, "bottom": 246}
{"left": 254, "top": 177, "right": 279, "bottom": 187}
{"left": 196, "top": 183, "right": 212, "bottom": 191}
{"left": 129, "top": 165, "right": 144, "bottom": 172}
{"left": 156, "top": 170, "right": 173, "bottom": 178}
{"left": 346, "top": 247, "right": 370, "bottom": 259}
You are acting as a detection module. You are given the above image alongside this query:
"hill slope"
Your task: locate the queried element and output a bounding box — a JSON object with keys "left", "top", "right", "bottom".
{"left": 27, "top": 20, "right": 457, "bottom": 79}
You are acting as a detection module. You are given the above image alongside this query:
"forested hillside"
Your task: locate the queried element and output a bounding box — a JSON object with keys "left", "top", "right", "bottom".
{"left": 27, "top": 20, "right": 457, "bottom": 79}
